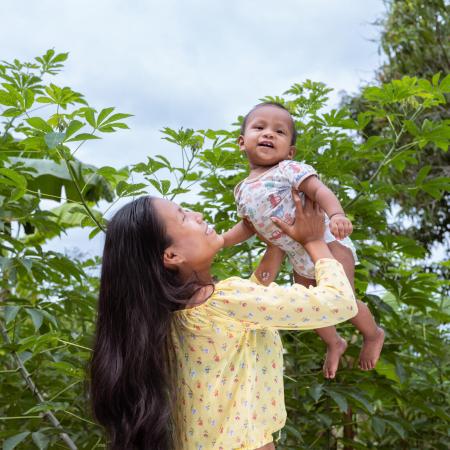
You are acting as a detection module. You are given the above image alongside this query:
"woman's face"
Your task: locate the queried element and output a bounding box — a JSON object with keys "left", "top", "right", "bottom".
{"left": 153, "top": 198, "right": 224, "bottom": 275}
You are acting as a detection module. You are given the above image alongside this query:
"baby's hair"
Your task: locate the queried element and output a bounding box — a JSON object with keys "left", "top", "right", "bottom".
{"left": 240, "top": 102, "right": 297, "bottom": 145}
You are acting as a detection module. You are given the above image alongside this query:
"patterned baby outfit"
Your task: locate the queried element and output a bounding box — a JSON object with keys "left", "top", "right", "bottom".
{"left": 171, "top": 259, "right": 357, "bottom": 449}
{"left": 235, "top": 160, "right": 358, "bottom": 278}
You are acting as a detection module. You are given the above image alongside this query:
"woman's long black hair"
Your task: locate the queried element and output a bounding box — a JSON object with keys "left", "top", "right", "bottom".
{"left": 90, "top": 196, "right": 199, "bottom": 449}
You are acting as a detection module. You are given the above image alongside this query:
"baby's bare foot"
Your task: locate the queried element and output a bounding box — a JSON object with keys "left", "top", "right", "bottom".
{"left": 359, "top": 327, "right": 385, "bottom": 370}
{"left": 323, "top": 337, "right": 347, "bottom": 379}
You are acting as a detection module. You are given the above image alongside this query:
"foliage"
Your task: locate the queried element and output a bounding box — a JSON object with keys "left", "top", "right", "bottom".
{"left": 343, "top": 0, "right": 450, "bottom": 253}
{"left": 0, "top": 50, "right": 133, "bottom": 449}
{"left": 1, "top": 51, "right": 449, "bottom": 450}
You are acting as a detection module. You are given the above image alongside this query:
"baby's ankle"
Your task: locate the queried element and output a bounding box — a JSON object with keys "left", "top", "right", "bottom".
{"left": 363, "top": 326, "right": 384, "bottom": 341}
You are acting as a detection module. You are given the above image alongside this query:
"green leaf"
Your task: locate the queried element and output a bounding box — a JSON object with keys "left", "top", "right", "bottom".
{"left": 35, "top": 96, "right": 53, "bottom": 104}
{"left": 101, "top": 112, "right": 133, "bottom": 125}
{"left": 65, "top": 119, "right": 84, "bottom": 138}
{"left": 385, "top": 419, "right": 406, "bottom": 439}
{"left": 0, "top": 168, "right": 27, "bottom": 200}
{"left": 97, "top": 107, "right": 115, "bottom": 126}
{"left": 8, "top": 157, "right": 114, "bottom": 203}
{"left": 0, "top": 90, "right": 18, "bottom": 106}
{"left": 44, "top": 131, "right": 66, "bottom": 149}
{"left": 160, "top": 179, "right": 171, "bottom": 195}
{"left": 371, "top": 417, "right": 386, "bottom": 437}
{"left": 66, "top": 133, "right": 100, "bottom": 142}
{"left": 347, "top": 391, "right": 374, "bottom": 414}
{"left": 84, "top": 108, "right": 96, "bottom": 127}
{"left": 327, "top": 390, "right": 348, "bottom": 413}
{"left": 89, "top": 226, "right": 103, "bottom": 239}
{"left": 52, "top": 52, "right": 69, "bottom": 63}
{"left": 308, "top": 383, "right": 323, "bottom": 402}
{"left": 440, "top": 73, "right": 450, "bottom": 93}
{"left": 23, "top": 88, "right": 35, "bottom": 109}
{"left": 415, "top": 165, "right": 431, "bottom": 185}
{"left": 26, "top": 117, "right": 53, "bottom": 132}
{"left": 284, "top": 424, "right": 303, "bottom": 442}
{"left": 40, "top": 309, "right": 58, "bottom": 327}
{"left": 31, "top": 432, "right": 49, "bottom": 450}
{"left": 25, "top": 308, "right": 44, "bottom": 331}
{"left": 3, "top": 432, "right": 30, "bottom": 450}
{"left": 4, "top": 305, "right": 20, "bottom": 324}
{"left": 2, "top": 107, "right": 22, "bottom": 117}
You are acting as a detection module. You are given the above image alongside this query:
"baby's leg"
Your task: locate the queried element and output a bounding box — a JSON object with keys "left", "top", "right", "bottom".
{"left": 293, "top": 272, "right": 347, "bottom": 379}
{"left": 328, "top": 241, "right": 385, "bottom": 370}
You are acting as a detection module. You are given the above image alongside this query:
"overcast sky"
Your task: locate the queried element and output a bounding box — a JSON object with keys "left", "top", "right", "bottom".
{"left": 3, "top": 0, "right": 388, "bottom": 255}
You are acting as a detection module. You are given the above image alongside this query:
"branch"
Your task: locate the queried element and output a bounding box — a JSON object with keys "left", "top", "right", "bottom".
{"left": 0, "top": 318, "right": 78, "bottom": 450}
{"left": 59, "top": 150, "right": 106, "bottom": 233}
{"left": 345, "top": 106, "right": 424, "bottom": 209}
{"left": 169, "top": 145, "right": 200, "bottom": 201}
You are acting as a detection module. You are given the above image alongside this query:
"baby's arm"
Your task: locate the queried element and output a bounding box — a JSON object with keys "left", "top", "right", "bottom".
{"left": 222, "top": 219, "right": 255, "bottom": 248}
{"left": 300, "top": 176, "right": 353, "bottom": 240}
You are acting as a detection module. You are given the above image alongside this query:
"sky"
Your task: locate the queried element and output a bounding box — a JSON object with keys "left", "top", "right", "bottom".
{"left": 2, "top": 0, "right": 388, "bottom": 256}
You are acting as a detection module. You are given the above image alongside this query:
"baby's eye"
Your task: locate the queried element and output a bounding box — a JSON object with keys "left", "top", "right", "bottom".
{"left": 254, "top": 126, "right": 263, "bottom": 130}
{"left": 277, "top": 129, "right": 285, "bottom": 134}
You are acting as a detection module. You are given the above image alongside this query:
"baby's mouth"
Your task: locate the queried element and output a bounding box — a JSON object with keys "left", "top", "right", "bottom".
{"left": 258, "top": 141, "right": 274, "bottom": 148}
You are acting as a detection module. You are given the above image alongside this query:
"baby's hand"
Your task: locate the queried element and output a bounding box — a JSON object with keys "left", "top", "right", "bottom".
{"left": 329, "top": 213, "right": 353, "bottom": 240}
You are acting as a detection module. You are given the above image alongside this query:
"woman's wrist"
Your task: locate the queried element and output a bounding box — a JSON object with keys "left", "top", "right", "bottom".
{"left": 303, "top": 240, "right": 334, "bottom": 263}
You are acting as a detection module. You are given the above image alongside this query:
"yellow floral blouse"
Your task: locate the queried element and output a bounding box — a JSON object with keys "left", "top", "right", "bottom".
{"left": 170, "top": 259, "right": 357, "bottom": 450}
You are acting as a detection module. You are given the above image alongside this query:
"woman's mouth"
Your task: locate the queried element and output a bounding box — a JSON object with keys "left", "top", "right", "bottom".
{"left": 205, "top": 223, "right": 215, "bottom": 235}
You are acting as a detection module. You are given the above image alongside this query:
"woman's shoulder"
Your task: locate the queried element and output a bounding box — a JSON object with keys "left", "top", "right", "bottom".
{"left": 174, "top": 276, "right": 257, "bottom": 316}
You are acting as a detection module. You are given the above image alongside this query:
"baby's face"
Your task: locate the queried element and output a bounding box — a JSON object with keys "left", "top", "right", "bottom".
{"left": 239, "top": 105, "right": 296, "bottom": 168}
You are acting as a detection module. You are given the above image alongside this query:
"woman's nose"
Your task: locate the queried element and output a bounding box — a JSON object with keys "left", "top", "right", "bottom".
{"left": 194, "top": 212, "right": 203, "bottom": 222}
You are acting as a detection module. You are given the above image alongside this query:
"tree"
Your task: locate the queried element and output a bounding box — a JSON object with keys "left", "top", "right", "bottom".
{"left": 0, "top": 50, "right": 134, "bottom": 449}
{"left": 343, "top": 0, "right": 450, "bottom": 253}
{"left": 1, "top": 52, "right": 449, "bottom": 449}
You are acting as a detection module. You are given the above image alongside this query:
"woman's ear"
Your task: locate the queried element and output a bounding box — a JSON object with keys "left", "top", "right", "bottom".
{"left": 238, "top": 135, "right": 246, "bottom": 151}
{"left": 163, "top": 247, "right": 185, "bottom": 269}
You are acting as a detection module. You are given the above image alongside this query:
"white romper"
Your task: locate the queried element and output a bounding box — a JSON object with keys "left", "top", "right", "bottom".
{"left": 234, "top": 160, "right": 357, "bottom": 279}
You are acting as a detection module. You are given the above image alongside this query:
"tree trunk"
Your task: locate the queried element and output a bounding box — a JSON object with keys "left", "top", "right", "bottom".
{"left": 343, "top": 406, "right": 354, "bottom": 450}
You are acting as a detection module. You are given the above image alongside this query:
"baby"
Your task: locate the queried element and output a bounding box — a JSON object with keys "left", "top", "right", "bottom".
{"left": 223, "top": 102, "right": 384, "bottom": 379}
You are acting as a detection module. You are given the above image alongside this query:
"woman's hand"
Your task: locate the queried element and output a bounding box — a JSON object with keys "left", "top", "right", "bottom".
{"left": 271, "top": 189, "right": 325, "bottom": 245}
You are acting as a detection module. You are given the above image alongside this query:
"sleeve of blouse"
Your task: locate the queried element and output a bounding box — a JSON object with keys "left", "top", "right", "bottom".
{"left": 209, "top": 259, "right": 357, "bottom": 330}
{"left": 281, "top": 160, "right": 318, "bottom": 189}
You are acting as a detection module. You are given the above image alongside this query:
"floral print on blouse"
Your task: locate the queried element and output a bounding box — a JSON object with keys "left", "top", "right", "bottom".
{"left": 170, "top": 259, "right": 356, "bottom": 450}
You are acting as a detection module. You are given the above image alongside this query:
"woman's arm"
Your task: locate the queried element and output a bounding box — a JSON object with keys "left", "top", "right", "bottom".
{"left": 212, "top": 258, "right": 357, "bottom": 330}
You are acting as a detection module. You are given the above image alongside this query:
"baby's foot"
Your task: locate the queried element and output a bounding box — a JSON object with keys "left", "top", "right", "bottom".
{"left": 323, "top": 337, "right": 347, "bottom": 379}
{"left": 359, "top": 327, "right": 385, "bottom": 370}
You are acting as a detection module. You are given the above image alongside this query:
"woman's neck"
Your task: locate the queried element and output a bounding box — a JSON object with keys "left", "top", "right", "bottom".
{"left": 179, "top": 267, "right": 215, "bottom": 309}
{"left": 179, "top": 266, "right": 214, "bottom": 285}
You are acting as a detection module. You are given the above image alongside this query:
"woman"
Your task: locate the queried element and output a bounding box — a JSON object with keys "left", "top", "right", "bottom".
{"left": 90, "top": 191, "right": 357, "bottom": 450}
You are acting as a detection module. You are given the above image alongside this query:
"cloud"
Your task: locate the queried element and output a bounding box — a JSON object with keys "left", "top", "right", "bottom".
{"left": 2, "top": 0, "right": 387, "bottom": 254}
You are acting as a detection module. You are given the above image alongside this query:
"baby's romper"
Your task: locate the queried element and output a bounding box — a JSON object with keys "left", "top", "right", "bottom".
{"left": 234, "top": 160, "right": 358, "bottom": 279}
